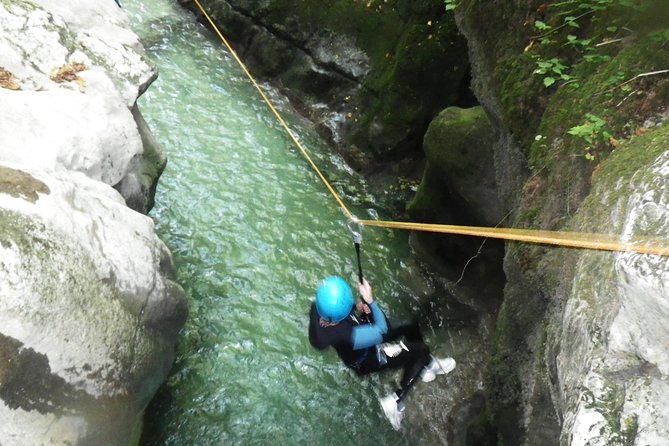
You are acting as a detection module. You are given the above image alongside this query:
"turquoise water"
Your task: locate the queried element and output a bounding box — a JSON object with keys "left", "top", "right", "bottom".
{"left": 126, "top": 2, "right": 471, "bottom": 444}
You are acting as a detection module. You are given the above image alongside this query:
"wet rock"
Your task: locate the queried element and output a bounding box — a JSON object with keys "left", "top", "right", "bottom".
{"left": 181, "top": 0, "right": 469, "bottom": 160}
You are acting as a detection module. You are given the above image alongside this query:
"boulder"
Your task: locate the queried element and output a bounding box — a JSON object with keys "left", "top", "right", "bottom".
{"left": 407, "top": 106, "right": 505, "bottom": 295}
{"left": 0, "top": 164, "right": 187, "bottom": 446}
{"left": 0, "top": 0, "right": 162, "bottom": 213}
{"left": 409, "top": 106, "right": 501, "bottom": 226}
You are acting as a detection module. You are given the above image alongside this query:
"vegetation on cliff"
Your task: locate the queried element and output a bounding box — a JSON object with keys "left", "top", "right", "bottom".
{"left": 452, "top": 1, "right": 669, "bottom": 443}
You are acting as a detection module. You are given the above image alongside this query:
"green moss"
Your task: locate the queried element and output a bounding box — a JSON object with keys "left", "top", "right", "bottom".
{"left": 424, "top": 106, "right": 490, "bottom": 170}
{"left": 457, "top": 0, "right": 548, "bottom": 154}
{"left": 496, "top": 53, "right": 546, "bottom": 153}
{"left": 407, "top": 106, "right": 495, "bottom": 221}
{"left": 595, "top": 125, "right": 669, "bottom": 187}
{"left": 582, "top": 384, "right": 638, "bottom": 445}
{"left": 202, "top": 0, "right": 468, "bottom": 156}
{"left": 573, "top": 123, "right": 669, "bottom": 236}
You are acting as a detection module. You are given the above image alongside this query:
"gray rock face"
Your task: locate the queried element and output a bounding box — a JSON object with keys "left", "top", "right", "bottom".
{"left": 183, "top": 0, "right": 368, "bottom": 149}
{"left": 453, "top": 6, "right": 526, "bottom": 217}
{"left": 553, "top": 149, "right": 669, "bottom": 445}
{"left": 0, "top": 1, "right": 186, "bottom": 445}
{"left": 0, "top": 0, "right": 162, "bottom": 213}
{"left": 452, "top": 2, "right": 669, "bottom": 444}
{"left": 0, "top": 165, "right": 187, "bottom": 445}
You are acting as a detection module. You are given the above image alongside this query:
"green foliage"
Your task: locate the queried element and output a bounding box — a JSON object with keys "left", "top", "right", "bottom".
{"left": 445, "top": 0, "right": 459, "bottom": 11}
{"left": 530, "top": 0, "right": 639, "bottom": 89}
{"left": 567, "top": 113, "right": 612, "bottom": 160}
{"left": 650, "top": 28, "right": 669, "bottom": 45}
{"left": 526, "top": 0, "right": 669, "bottom": 162}
{"left": 581, "top": 385, "right": 639, "bottom": 445}
{"left": 533, "top": 57, "right": 572, "bottom": 87}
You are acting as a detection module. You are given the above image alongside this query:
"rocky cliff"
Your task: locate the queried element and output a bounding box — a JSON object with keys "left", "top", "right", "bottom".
{"left": 179, "top": 0, "right": 473, "bottom": 167}
{"left": 454, "top": 1, "right": 669, "bottom": 444}
{"left": 0, "top": 1, "right": 186, "bottom": 445}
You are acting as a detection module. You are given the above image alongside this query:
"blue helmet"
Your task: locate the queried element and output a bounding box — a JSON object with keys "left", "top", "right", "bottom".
{"left": 316, "top": 276, "right": 354, "bottom": 323}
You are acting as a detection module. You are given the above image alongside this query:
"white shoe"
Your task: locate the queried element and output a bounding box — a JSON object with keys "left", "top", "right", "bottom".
{"left": 422, "top": 356, "right": 456, "bottom": 382}
{"left": 379, "top": 393, "right": 405, "bottom": 430}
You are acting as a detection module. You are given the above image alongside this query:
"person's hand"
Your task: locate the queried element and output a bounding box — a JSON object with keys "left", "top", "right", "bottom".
{"left": 358, "top": 278, "right": 373, "bottom": 304}
{"left": 356, "top": 301, "right": 371, "bottom": 314}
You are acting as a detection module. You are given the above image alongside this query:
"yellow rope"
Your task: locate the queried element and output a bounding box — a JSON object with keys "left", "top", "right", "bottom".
{"left": 358, "top": 219, "right": 669, "bottom": 256}
{"left": 191, "top": 0, "right": 669, "bottom": 257}
{"left": 193, "top": 0, "right": 354, "bottom": 221}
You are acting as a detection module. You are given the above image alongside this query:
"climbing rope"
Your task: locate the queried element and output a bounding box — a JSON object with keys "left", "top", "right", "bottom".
{"left": 358, "top": 219, "right": 669, "bottom": 256}
{"left": 191, "top": 0, "right": 669, "bottom": 257}
{"left": 192, "top": 0, "right": 354, "bottom": 221}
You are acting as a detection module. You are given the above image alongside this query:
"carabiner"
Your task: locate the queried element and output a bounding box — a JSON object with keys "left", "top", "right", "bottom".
{"left": 347, "top": 217, "right": 363, "bottom": 245}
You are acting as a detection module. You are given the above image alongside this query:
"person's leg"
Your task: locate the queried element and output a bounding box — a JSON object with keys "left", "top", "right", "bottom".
{"left": 383, "top": 341, "right": 431, "bottom": 402}
{"left": 377, "top": 340, "right": 431, "bottom": 429}
{"left": 383, "top": 319, "right": 424, "bottom": 343}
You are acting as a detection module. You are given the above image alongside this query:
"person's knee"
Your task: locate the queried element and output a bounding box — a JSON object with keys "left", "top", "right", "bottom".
{"left": 403, "top": 341, "right": 430, "bottom": 363}
{"left": 417, "top": 343, "right": 431, "bottom": 365}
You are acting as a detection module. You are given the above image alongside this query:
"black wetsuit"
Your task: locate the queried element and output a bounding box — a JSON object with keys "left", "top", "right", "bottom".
{"left": 308, "top": 302, "right": 431, "bottom": 401}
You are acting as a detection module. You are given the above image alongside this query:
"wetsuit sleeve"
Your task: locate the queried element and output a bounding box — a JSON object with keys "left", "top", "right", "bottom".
{"left": 351, "top": 302, "right": 388, "bottom": 350}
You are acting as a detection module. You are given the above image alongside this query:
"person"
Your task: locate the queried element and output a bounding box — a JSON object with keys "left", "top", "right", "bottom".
{"left": 308, "top": 276, "right": 456, "bottom": 430}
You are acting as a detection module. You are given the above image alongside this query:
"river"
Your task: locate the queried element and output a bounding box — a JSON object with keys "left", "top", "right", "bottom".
{"left": 125, "top": 1, "right": 482, "bottom": 444}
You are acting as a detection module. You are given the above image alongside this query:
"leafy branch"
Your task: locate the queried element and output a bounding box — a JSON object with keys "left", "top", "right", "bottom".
{"left": 567, "top": 113, "right": 612, "bottom": 160}
{"left": 444, "top": 0, "right": 459, "bottom": 11}
{"left": 529, "top": 0, "right": 632, "bottom": 89}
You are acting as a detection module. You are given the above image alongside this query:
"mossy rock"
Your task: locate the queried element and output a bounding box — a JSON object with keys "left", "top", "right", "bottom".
{"left": 114, "top": 107, "right": 167, "bottom": 214}
{"left": 189, "top": 0, "right": 470, "bottom": 158}
{"left": 406, "top": 106, "right": 505, "bottom": 296}
{"left": 454, "top": 2, "right": 669, "bottom": 442}
{"left": 409, "top": 106, "right": 500, "bottom": 225}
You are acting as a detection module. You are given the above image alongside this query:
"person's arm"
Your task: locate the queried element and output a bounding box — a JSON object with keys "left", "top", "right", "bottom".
{"left": 351, "top": 303, "right": 388, "bottom": 349}
{"left": 351, "top": 279, "right": 388, "bottom": 349}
